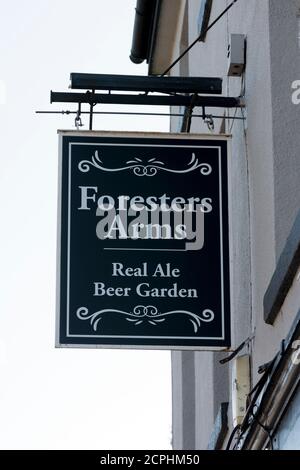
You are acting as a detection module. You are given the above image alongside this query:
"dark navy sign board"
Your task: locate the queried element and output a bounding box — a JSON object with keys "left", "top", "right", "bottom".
{"left": 56, "top": 132, "right": 231, "bottom": 349}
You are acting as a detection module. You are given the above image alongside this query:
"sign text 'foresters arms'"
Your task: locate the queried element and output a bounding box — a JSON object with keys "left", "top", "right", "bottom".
{"left": 56, "top": 133, "right": 231, "bottom": 349}
{"left": 78, "top": 187, "right": 212, "bottom": 250}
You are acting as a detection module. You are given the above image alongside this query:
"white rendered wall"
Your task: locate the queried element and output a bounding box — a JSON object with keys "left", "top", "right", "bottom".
{"left": 170, "top": 0, "right": 300, "bottom": 449}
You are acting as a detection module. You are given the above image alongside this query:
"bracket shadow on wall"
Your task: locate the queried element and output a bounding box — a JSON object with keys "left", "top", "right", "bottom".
{"left": 49, "top": 73, "right": 244, "bottom": 130}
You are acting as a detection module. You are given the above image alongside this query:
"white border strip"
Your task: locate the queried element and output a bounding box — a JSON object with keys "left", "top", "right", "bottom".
{"left": 64, "top": 142, "right": 225, "bottom": 341}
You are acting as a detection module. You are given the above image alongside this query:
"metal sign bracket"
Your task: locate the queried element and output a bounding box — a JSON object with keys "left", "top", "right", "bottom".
{"left": 37, "top": 73, "right": 245, "bottom": 130}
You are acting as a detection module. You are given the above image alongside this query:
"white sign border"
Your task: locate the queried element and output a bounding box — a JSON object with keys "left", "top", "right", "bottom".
{"left": 56, "top": 132, "right": 231, "bottom": 350}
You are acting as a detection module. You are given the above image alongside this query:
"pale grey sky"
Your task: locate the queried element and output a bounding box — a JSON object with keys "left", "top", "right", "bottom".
{"left": 0, "top": 0, "right": 171, "bottom": 449}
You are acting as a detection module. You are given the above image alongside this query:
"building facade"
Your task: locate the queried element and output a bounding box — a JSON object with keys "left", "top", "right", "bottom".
{"left": 130, "top": 0, "right": 300, "bottom": 449}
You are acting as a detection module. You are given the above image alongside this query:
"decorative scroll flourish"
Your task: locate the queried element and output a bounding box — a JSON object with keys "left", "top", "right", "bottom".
{"left": 76, "top": 305, "right": 214, "bottom": 333}
{"left": 78, "top": 151, "right": 212, "bottom": 177}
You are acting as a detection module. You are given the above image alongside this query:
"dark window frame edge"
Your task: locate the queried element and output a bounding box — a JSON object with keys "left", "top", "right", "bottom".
{"left": 264, "top": 209, "right": 300, "bottom": 325}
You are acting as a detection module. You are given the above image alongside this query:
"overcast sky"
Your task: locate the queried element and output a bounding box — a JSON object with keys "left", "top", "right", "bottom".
{"left": 0, "top": 0, "right": 171, "bottom": 450}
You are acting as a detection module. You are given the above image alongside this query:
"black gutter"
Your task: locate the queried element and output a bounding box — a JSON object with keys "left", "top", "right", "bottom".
{"left": 130, "top": 0, "right": 159, "bottom": 64}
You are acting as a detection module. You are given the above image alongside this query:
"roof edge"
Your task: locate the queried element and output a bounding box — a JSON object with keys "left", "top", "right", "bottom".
{"left": 130, "top": 0, "right": 160, "bottom": 65}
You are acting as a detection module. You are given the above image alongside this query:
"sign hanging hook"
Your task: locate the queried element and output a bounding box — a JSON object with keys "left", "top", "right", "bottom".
{"left": 75, "top": 103, "right": 83, "bottom": 130}
{"left": 202, "top": 106, "right": 215, "bottom": 132}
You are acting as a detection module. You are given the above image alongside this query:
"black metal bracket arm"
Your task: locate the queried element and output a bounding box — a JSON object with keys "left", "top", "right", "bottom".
{"left": 51, "top": 91, "right": 243, "bottom": 108}
{"left": 49, "top": 73, "right": 245, "bottom": 130}
{"left": 69, "top": 73, "right": 223, "bottom": 95}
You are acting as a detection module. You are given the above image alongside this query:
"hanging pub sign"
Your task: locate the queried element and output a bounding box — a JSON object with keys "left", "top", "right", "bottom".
{"left": 56, "top": 131, "right": 231, "bottom": 349}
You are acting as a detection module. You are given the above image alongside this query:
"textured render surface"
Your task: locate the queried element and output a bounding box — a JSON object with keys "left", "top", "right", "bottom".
{"left": 251, "top": 0, "right": 300, "bottom": 382}
{"left": 269, "top": 0, "right": 300, "bottom": 258}
{"left": 173, "top": 0, "right": 265, "bottom": 449}
{"left": 171, "top": 0, "right": 300, "bottom": 450}
{"left": 151, "top": 0, "right": 186, "bottom": 74}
